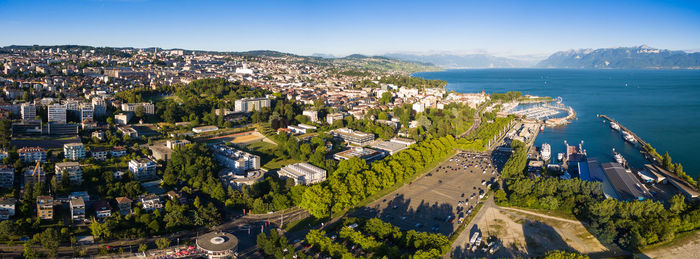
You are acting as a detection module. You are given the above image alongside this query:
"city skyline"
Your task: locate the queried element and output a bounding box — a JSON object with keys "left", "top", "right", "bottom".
{"left": 1, "top": 0, "right": 699, "bottom": 57}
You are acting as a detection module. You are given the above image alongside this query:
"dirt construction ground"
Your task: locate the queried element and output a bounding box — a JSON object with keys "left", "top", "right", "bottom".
{"left": 463, "top": 206, "right": 623, "bottom": 258}
{"left": 230, "top": 131, "right": 276, "bottom": 145}
{"left": 640, "top": 231, "right": 700, "bottom": 259}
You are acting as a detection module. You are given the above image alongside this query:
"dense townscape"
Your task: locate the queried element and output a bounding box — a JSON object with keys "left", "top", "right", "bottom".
{"left": 0, "top": 45, "right": 699, "bottom": 259}
{"left": 0, "top": 45, "right": 488, "bottom": 257}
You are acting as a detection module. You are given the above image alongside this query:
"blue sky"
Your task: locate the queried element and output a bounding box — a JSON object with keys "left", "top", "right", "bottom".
{"left": 1, "top": 0, "right": 699, "bottom": 56}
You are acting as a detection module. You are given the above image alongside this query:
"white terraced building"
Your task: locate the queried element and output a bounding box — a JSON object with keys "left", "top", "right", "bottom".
{"left": 279, "top": 163, "right": 327, "bottom": 185}
{"left": 121, "top": 102, "right": 155, "bottom": 114}
{"left": 330, "top": 128, "right": 374, "bottom": 146}
{"left": 211, "top": 144, "right": 260, "bottom": 173}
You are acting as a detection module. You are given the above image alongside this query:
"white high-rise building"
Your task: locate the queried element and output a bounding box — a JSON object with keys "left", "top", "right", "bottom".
{"left": 20, "top": 103, "right": 36, "bottom": 121}
{"left": 80, "top": 105, "right": 93, "bottom": 121}
{"left": 48, "top": 104, "right": 67, "bottom": 123}
{"left": 412, "top": 102, "right": 426, "bottom": 113}
{"left": 234, "top": 98, "right": 270, "bottom": 113}
{"left": 63, "top": 143, "right": 86, "bottom": 160}
{"left": 303, "top": 110, "right": 319, "bottom": 123}
{"left": 55, "top": 162, "right": 83, "bottom": 184}
{"left": 91, "top": 97, "right": 106, "bottom": 117}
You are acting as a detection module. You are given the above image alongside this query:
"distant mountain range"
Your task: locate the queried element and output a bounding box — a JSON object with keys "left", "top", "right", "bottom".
{"left": 311, "top": 53, "right": 338, "bottom": 59}
{"left": 382, "top": 46, "right": 700, "bottom": 69}
{"left": 537, "top": 45, "right": 700, "bottom": 69}
{"left": 383, "top": 53, "right": 537, "bottom": 68}
{"left": 5, "top": 44, "right": 699, "bottom": 70}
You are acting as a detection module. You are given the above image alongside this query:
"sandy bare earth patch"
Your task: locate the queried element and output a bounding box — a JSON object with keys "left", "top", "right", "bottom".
{"left": 469, "top": 206, "right": 614, "bottom": 257}
{"left": 641, "top": 231, "right": 700, "bottom": 259}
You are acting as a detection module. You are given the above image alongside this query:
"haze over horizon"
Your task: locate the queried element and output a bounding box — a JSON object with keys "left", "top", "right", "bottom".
{"left": 1, "top": 0, "right": 699, "bottom": 57}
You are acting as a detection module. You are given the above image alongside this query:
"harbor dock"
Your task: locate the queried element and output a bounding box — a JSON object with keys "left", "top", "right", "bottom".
{"left": 503, "top": 101, "right": 576, "bottom": 126}
{"left": 600, "top": 114, "right": 699, "bottom": 200}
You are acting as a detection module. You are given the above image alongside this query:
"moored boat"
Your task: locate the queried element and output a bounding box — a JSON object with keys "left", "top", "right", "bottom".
{"left": 622, "top": 131, "right": 637, "bottom": 144}
{"left": 541, "top": 143, "right": 551, "bottom": 162}
{"left": 610, "top": 121, "right": 621, "bottom": 131}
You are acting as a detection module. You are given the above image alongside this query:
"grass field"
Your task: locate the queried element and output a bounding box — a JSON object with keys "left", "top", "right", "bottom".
{"left": 263, "top": 158, "right": 302, "bottom": 170}
{"left": 245, "top": 140, "right": 277, "bottom": 153}
{"left": 234, "top": 138, "right": 298, "bottom": 170}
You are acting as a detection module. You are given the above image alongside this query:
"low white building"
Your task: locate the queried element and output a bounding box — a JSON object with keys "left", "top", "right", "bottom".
{"left": 370, "top": 140, "right": 409, "bottom": 155}
{"left": 0, "top": 198, "right": 16, "bottom": 220}
{"left": 94, "top": 200, "right": 112, "bottom": 219}
{"left": 111, "top": 146, "right": 127, "bottom": 157}
{"left": 140, "top": 194, "right": 162, "bottom": 211}
{"left": 412, "top": 102, "right": 426, "bottom": 113}
{"left": 219, "top": 170, "right": 264, "bottom": 190}
{"left": 192, "top": 125, "right": 219, "bottom": 133}
{"left": 287, "top": 125, "right": 307, "bottom": 134}
{"left": 114, "top": 112, "right": 132, "bottom": 125}
{"left": 128, "top": 158, "right": 157, "bottom": 181}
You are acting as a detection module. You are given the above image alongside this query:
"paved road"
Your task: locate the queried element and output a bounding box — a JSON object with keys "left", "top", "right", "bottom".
{"left": 458, "top": 105, "right": 484, "bottom": 139}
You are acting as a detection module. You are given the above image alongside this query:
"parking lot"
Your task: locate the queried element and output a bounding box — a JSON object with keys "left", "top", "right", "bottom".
{"left": 355, "top": 150, "right": 510, "bottom": 236}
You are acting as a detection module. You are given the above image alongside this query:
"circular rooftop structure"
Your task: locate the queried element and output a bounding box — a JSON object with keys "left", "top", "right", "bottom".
{"left": 196, "top": 231, "right": 239, "bottom": 255}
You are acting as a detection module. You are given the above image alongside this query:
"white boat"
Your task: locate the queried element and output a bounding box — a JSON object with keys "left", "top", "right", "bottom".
{"left": 610, "top": 121, "right": 621, "bottom": 131}
{"left": 612, "top": 148, "right": 627, "bottom": 166}
{"left": 614, "top": 153, "right": 624, "bottom": 165}
{"left": 541, "top": 143, "right": 551, "bottom": 162}
{"left": 622, "top": 131, "right": 637, "bottom": 144}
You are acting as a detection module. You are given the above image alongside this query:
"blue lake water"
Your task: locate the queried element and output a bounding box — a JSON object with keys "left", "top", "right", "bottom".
{"left": 414, "top": 69, "right": 700, "bottom": 179}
